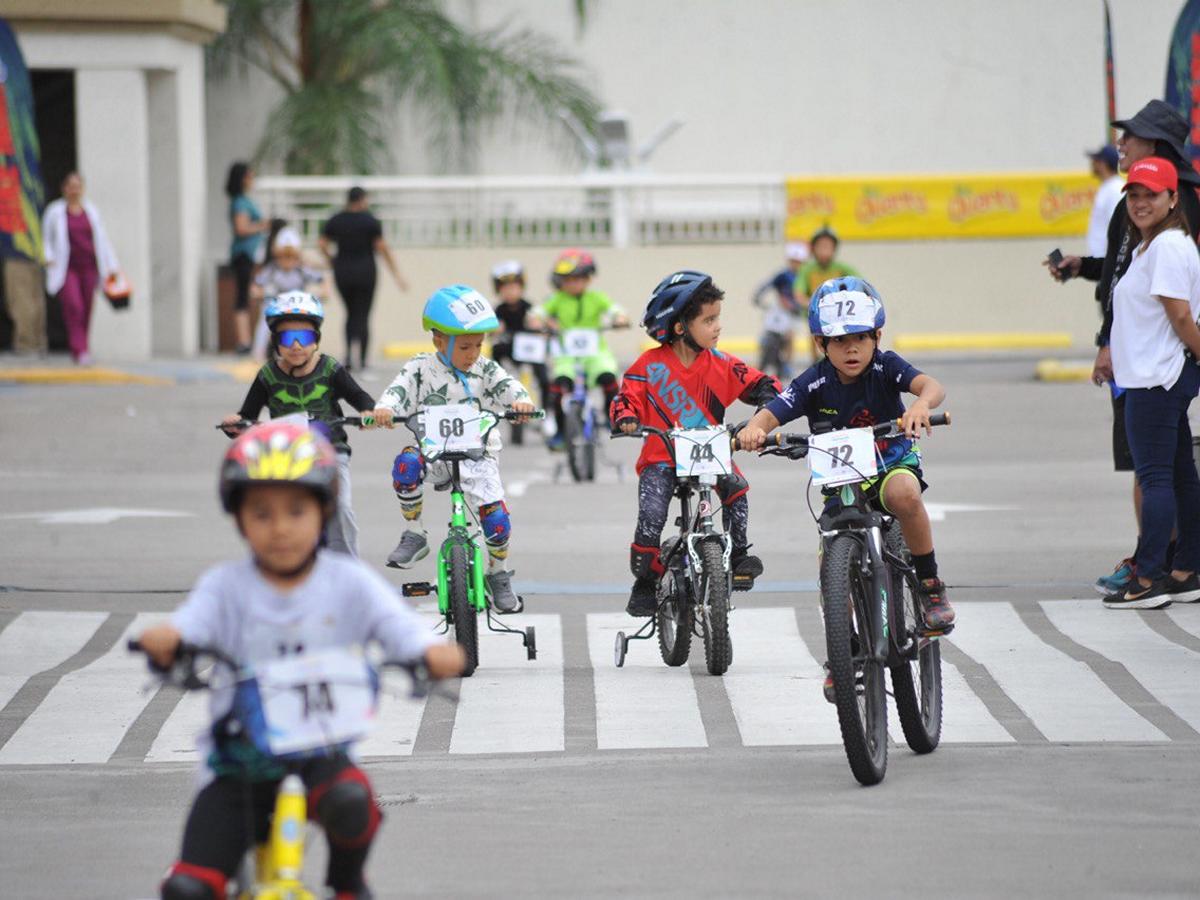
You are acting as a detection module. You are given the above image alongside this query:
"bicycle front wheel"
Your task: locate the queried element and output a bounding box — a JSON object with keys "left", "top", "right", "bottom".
{"left": 656, "top": 569, "right": 692, "bottom": 666}
{"left": 565, "top": 405, "right": 591, "bottom": 482}
{"left": 448, "top": 542, "right": 478, "bottom": 677}
{"left": 698, "top": 539, "right": 732, "bottom": 676}
{"left": 821, "top": 533, "right": 888, "bottom": 785}
{"left": 885, "top": 528, "right": 942, "bottom": 753}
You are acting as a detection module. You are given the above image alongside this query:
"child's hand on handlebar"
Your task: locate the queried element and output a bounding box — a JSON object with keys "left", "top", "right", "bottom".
{"left": 425, "top": 642, "right": 467, "bottom": 679}
{"left": 509, "top": 400, "right": 536, "bottom": 423}
{"left": 617, "top": 417, "right": 639, "bottom": 434}
{"left": 136, "top": 624, "right": 182, "bottom": 670}
{"left": 611, "top": 313, "right": 631, "bottom": 329}
{"left": 739, "top": 425, "right": 768, "bottom": 451}
{"left": 220, "top": 414, "right": 248, "bottom": 436}
{"left": 371, "top": 407, "right": 395, "bottom": 428}
{"left": 900, "top": 400, "right": 933, "bottom": 438}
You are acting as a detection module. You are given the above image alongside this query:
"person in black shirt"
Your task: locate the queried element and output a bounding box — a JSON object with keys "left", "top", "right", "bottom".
{"left": 487, "top": 260, "right": 549, "bottom": 445}
{"left": 1046, "top": 100, "right": 1200, "bottom": 594}
{"left": 320, "top": 186, "right": 409, "bottom": 371}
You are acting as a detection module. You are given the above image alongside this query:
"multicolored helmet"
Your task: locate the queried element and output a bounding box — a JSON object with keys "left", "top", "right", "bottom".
{"left": 490, "top": 259, "right": 525, "bottom": 290}
{"left": 551, "top": 248, "right": 596, "bottom": 287}
{"left": 218, "top": 420, "right": 339, "bottom": 515}
{"left": 807, "top": 277, "right": 886, "bottom": 338}
{"left": 642, "top": 270, "right": 713, "bottom": 344}
{"left": 422, "top": 284, "right": 499, "bottom": 335}
{"left": 264, "top": 291, "right": 324, "bottom": 331}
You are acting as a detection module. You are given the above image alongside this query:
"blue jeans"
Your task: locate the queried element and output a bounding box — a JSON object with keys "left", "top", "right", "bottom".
{"left": 1124, "top": 361, "right": 1200, "bottom": 581}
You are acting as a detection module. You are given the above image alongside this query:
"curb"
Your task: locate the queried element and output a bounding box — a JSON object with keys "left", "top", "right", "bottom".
{"left": 0, "top": 367, "right": 173, "bottom": 386}
{"left": 894, "top": 332, "right": 1072, "bottom": 352}
{"left": 1034, "top": 359, "right": 1093, "bottom": 382}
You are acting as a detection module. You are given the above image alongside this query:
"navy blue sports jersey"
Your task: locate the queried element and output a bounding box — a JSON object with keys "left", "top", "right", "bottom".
{"left": 766, "top": 350, "right": 922, "bottom": 467}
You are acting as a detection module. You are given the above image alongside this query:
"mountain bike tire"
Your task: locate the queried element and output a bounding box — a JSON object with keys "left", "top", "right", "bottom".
{"left": 656, "top": 570, "right": 692, "bottom": 666}
{"left": 885, "top": 528, "right": 942, "bottom": 753}
{"left": 449, "top": 542, "right": 478, "bottom": 677}
{"left": 821, "top": 534, "right": 888, "bottom": 786}
{"left": 699, "top": 540, "right": 732, "bottom": 676}
{"left": 565, "top": 407, "right": 594, "bottom": 482}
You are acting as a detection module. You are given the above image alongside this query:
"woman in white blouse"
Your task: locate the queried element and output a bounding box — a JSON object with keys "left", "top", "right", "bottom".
{"left": 41, "top": 172, "right": 120, "bottom": 364}
{"left": 1106, "top": 157, "right": 1200, "bottom": 609}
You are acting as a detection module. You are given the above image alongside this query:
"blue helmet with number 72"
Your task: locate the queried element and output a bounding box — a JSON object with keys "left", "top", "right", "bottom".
{"left": 422, "top": 284, "right": 500, "bottom": 335}
{"left": 807, "top": 277, "right": 886, "bottom": 338}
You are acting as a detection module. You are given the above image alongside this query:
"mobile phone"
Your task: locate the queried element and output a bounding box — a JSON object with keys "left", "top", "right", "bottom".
{"left": 1047, "top": 248, "right": 1066, "bottom": 281}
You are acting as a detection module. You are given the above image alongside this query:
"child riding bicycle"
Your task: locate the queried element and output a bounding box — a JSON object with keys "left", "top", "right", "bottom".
{"left": 371, "top": 285, "right": 536, "bottom": 613}
{"left": 134, "top": 421, "right": 464, "bottom": 900}
{"left": 612, "top": 270, "right": 781, "bottom": 617}
{"left": 221, "top": 292, "right": 375, "bottom": 557}
{"left": 739, "top": 277, "right": 956, "bottom": 636}
{"left": 488, "top": 259, "right": 550, "bottom": 444}
{"left": 536, "top": 248, "right": 630, "bottom": 447}
{"left": 752, "top": 241, "right": 810, "bottom": 378}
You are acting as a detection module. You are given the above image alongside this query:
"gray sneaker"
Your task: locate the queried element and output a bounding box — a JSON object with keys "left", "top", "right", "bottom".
{"left": 386, "top": 530, "right": 429, "bottom": 569}
{"left": 487, "top": 570, "right": 523, "bottom": 613}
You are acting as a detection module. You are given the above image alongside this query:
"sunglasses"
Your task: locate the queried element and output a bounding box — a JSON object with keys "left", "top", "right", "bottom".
{"left": 278, "top": 328, "right": 318, "bottom": 348}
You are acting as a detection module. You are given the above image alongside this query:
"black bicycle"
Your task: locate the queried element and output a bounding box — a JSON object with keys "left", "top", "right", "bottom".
{"left": 762, "top": 413, "right": 950, "bottom": 785}
{"left": 611, "top": 424, "right": 741, "bottom": 675}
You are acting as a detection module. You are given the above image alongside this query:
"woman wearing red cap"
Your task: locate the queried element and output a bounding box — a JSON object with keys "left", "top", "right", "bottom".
{"left": 1104, "top": 158, "right": 1200, "bottom": 609}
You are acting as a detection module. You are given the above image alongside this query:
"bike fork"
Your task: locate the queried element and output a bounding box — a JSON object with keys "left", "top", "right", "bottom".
{"left": 865, "top": 525, "right": 890, "bottom": 663}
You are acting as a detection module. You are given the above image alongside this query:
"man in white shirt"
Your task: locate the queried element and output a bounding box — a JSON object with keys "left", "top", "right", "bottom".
{"left": 1087, "top": 145, "right": 1123, "bottom": 257}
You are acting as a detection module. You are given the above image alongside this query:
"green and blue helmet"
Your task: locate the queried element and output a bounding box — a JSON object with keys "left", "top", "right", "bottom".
{"left": 422, "top": 284, "right": 500, "bottom": 336}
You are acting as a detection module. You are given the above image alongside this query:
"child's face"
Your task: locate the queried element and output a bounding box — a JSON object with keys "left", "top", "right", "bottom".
{"left": 433, "top": 331, "right": 486, "bottom": 370}
{"left": 677, "top": 299, "right": 722, "bottom": 350}
{"left": 560, "top": 274, "right": 589, "bottom": 297}
{"left": 812, "top": 236, "right": 837, "bottom": 266}
{"left": 497, "top": 281, "right": 524, "bottom": 303}
{"left": 276, "top": 248, "right": 301, "bottom": 270}
{"left": 822, "top": 331, "right": 878, "bottom": 380}
{"left": 237, "top": 484, "right": 325, "bottom": 574}
{"left": 275, "top": 319, "right": 319, "bottom": 368}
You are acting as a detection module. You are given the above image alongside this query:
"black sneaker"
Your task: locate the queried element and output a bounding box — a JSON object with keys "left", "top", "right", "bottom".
{"left": 731, "top": 548, "right": 763, "bottom": 592}
{"left": 1102, "top": 578, "right": 1173, "bottom": 610}
{"left": 1165, "top": 572, "right": 1200, "bottom": 603}
{"left": 625, "top": 577, "right": 658, "bottom": 617}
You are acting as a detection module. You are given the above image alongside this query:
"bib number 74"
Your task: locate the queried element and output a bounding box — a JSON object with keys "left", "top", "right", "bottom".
{"left": 808, "top": 427, "right": 878, "bottom": 486}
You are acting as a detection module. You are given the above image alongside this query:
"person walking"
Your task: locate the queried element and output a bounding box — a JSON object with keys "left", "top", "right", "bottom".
{"left": 1086, "top": 144, "right": 1123, "bottom": 257}
{"left": 319, "top": 186, "right": 408, "bottom": 372}
{"left": 1102, "top": 158, "right": 1200, "bottom": 609}
{"left": 1047, "top": 100, "right": 1200, "bottom": 595}
{"left": 41, "top": 172, "right": 120, "bottom": 365}
{"left": 225, "top": 161, "right": 270, "bottom": 354}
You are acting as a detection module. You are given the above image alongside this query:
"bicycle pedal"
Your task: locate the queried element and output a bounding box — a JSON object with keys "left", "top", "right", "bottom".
{"left": 731, "top": 574, "right": 755, "bottom": 592}
{"left": 402, "top": 581, "right": 435, "bottom": 598}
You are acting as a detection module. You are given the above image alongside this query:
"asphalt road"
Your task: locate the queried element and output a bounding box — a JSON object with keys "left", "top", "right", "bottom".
{"left": 1, "top": 357, "right": 1198, "bottom": 899}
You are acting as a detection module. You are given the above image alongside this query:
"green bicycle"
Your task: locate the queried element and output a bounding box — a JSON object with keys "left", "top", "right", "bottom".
{"left": 399, "top": 400, "right": 540, "bottom": 677}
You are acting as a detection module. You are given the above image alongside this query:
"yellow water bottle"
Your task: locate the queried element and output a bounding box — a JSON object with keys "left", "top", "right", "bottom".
{"left": 269, "top": 774, "right": 307, "bottom": 883}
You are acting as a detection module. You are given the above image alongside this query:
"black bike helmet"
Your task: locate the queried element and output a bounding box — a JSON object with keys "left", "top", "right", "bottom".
{"left": 641, "top": 270, "right": 713, "bottom": 344}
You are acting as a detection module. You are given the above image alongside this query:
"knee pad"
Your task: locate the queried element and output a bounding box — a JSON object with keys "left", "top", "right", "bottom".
{"left": 391, "top": 447, "right": 425, "bottom": 493}
{"left": 717, "top": 471, "right": 749, "bottom": 505}
{"left": 161, "top": 864, "right": 225, "bottom": 900}
{"left": 630, "top": 543, "right": 664, "bottom": 579}
{"left": 311, "top": 768, "right": 380, "bottom": 849}
{"left": 480, "top": 501, "right": 511, "bottom": 547}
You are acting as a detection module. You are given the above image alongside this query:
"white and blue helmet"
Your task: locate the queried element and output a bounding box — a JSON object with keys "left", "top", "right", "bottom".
{"left": 807, "top": 277, "right": 885, "bottom": 338}
{"left": 264, "top": 291, "right": 325, "bottom": 331}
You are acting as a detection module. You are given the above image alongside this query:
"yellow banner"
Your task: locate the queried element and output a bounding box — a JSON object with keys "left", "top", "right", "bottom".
{"left": 785, "top": 172, "right": 1097, "bottom": 240}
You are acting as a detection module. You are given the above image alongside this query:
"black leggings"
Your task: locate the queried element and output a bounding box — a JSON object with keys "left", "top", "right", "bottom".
{"left": 633, "top": 464, "right": 750, "bottom": 551}
{"left": 231, "top": 253, "right": 254, "bottom": 312}
{"left": 336, "top": 272, "right": 377, "bottom": 368}
{"left": 174, "top": 755, "right": 377, "bottom": 895}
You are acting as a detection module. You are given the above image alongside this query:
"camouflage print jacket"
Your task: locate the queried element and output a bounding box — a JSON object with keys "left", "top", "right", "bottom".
{"left": 378, "top": 352, "right": 531, "bottom": 456}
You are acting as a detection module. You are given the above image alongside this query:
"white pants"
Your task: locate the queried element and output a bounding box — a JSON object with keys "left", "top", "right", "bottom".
{"left": 326, "top": 452, "right": 359, "bottom": 556}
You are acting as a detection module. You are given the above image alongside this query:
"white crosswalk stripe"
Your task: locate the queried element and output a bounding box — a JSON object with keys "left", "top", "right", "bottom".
{"left": 1, "top": 601, "right": 1199, "bottom": 766}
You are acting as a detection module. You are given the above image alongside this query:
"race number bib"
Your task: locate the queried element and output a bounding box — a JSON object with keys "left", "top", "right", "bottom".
{"left": 674, "top": 426, "right": 732, "bottom": 478}
{"left": 560, "top": 329, "right": 600, "bottom": 357}
{"left": 511, "top": 332, "right": 548, "bottom": 364}
{"left": 448, "top": 290, "right": 494, "bottom": 330}
{"left": 808, "top": 427, "right": 878, "bottom": 487}
{"left": 421, "top": 402, "right": 484, "bottom": 455}
{"left": 256, "top": 648, "right": 377, "bottom": 756}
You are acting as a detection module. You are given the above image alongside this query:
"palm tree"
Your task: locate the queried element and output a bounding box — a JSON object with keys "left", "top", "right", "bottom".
{"left": 211, "top": 0, "right": 602, "bottom": 174}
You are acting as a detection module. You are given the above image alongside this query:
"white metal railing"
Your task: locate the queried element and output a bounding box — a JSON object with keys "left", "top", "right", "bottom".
{"left": 254, "top": 173, "right": 785, "bottom": 248}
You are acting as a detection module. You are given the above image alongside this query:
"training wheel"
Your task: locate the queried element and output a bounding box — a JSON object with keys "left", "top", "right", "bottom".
{"left": 614, "top": 632, "right": 627, "bottom": 668}
{"left": 525, "top": 626, "right": 537, "bottom": 661}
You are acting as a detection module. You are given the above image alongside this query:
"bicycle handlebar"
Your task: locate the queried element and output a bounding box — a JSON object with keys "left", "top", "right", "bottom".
{"left": 772, "top": 411, "right": 951, "bottom": 448}
{"left": 610, "top": 424, "right": 740, "bottom": 463}
{"left": 216, "top": 415, "right": 373, "bottom": 433}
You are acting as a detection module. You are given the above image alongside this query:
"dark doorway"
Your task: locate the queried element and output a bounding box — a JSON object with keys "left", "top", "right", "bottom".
{"left": 31, "top": 69, "right": 75, "bottom": 351}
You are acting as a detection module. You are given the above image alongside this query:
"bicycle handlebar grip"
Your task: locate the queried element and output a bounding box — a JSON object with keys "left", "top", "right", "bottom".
{"left": 127, "top": 638, "right": 142, "bottom": 653}
{"left": 931, "top": 411, "right": 951, "bottom": 427}
{"left": 504, "top": 409, "right": 546, "bottom": 421}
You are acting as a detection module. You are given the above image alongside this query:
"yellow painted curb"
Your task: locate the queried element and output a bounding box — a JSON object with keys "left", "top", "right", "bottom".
{"left": 214, "top": 361, "right": 263, "bottom": 382}
{"left": 382, "top": 342, "right": 433, "bottom": 359}
{"left": 0, "top": 367, "right": 172, "bottom": 386}
{"left": 1034, "top": 359, "right": 1093, "bottom": 382}
{"left": 894, "top": 332, "right": 1072, "bottom": 352}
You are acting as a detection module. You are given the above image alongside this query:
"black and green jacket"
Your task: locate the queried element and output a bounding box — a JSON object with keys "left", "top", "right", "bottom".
{"left": 238, "top": 355, "right": 374, "bottom": 454}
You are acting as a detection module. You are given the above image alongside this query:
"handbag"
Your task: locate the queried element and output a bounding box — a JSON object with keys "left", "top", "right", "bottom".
{"left": 103, "top": 272, "right": 131, "bottom": 310}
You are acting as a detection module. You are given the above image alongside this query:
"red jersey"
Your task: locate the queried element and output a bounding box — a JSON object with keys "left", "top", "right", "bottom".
{"left": 612, "top": 346, "right": 780, "bottom": 474}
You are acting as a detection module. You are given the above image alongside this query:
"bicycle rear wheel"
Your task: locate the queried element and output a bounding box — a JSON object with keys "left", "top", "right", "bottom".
{"left": 448, "top": 542, "right": 478, "bottom": 677}
{"left": 885, "top": 528, "right": 942, "bottom": 753}
{"left": 565, "top": 405, "right": 594, "bottom": 482}
{"left": 821, "top": 533, "right": 888, "bottom": 785}
{"left": 656, "top": 569, "right": 692, "bottom": 666}
{"left": 698, "top": 539, "right": 732, "bottom": 675}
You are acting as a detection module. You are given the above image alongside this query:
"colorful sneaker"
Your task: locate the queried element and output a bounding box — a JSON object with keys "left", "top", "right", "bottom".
{"left": 1103, "top": 578, "right": 1172, "bottom": 610}
{"left": 918, "top": 578, "right": 956, "bottom": 632}
{"left": 546, "top": 433, "right": 565, "bottom": 452}
{"left": 822, "top": 662, "right": 864, "bottom": 704}
{"left": 1166, "top": 572, "right": 1200, "bottom": 603}
{"left": 1095, "top": 557, "right": 1135, "bottom": 596}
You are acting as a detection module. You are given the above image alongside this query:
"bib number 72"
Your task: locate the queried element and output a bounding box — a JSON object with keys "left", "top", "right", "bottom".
{"left": 808, "top": 427, "right": 878, "bottom": 486}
